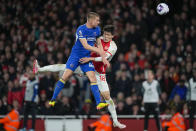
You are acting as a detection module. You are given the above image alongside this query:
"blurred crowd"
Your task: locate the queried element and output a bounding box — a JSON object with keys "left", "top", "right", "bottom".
{"left": 0, "top": 0, "right": 195, "bottom": 116}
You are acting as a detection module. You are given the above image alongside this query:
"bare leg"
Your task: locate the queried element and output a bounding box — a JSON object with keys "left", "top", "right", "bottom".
{"left": 39, "top": 64, "right": 65, "bottom": 72}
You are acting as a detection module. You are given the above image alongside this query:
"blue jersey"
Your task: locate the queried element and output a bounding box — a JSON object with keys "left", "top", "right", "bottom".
{"left": 66, "top": 24, "right": 101, "bottom": 73}
{"left": 71, "top": 24, "right": 101, "bottom": 57}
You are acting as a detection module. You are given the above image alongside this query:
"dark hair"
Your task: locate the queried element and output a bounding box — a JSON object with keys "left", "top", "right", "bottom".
{"left": 87, "top": 12, "right": 100, "bottom": 20}
{"left": 103, "top": 25, "right": 115, "bottom": 35}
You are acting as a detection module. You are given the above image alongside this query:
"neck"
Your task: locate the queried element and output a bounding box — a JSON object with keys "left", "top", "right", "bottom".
{"left": 86, "top": 22, "right": 93, "bottom": 28}
{"left": 103, "top": 39, "right": 111, "bottom": 43}
{"left": 148, "top": 79, "right": 153, "bottom": 83}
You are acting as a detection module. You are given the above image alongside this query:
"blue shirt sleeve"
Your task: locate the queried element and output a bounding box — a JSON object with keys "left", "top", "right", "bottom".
{"left": 76, "top": 26, "right": 86, "bottom": 39}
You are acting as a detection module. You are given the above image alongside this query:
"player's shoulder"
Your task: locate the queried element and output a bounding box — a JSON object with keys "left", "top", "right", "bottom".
{"left": 94, "top": 26, "right": 101, "bottom": 33}
{"left": 110, "top": 40, "right": 117, "bottom": 46}
{"left": 110, "top": 41, "right": 117, "bottom": 50}
{"left": 189, "top": 77, "right": 193, "bottom": 82}
{"left": 77, "top": 24, "right": 86, "bottom": 30}
{"left": 95, "top": 26, "right": 101, "bottom": 30}
{"left": 153, "top": 80, "right": 159, "bottom": 85}
{"left": 142, "top": 81, "right": 147, "bottom": 85}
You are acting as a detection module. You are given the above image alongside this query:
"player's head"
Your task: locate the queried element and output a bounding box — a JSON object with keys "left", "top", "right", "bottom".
{"left": 103, "top": 25, "right": 115, "bottom": 42}
{"left": 28, "top": 70, "right": 35, "bottom": 80}
{"left": 147, "top": 70, "right": 154, "bottom": 82}
{"left": 87, "top": 12, "right": 100, "bottom": 27}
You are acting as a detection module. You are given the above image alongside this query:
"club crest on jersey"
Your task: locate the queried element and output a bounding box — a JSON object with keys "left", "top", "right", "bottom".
{"left": 93, "top": 32, "right": 96, "bottom": 36}
{"left": 70, "top": 64, "right": 74, "bottom": 68}
{"left": 104, "top": 46, "right": 109, "bottom": 50}
{"left": 89, "top": 63, "right": 94, "bottom": 68}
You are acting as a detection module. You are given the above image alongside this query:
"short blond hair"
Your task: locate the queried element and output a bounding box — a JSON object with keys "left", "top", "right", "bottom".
{"left": 87, "top": 12, "right": 100, "bottom": 20}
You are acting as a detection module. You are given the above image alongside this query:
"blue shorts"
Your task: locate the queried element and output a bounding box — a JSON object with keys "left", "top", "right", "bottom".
{"left": 66, "top": 55, "right": 95, "bottom": 73}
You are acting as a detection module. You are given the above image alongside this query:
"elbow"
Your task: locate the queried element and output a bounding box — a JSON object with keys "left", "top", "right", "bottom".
{"left": 83, "top": 45, "right": 89, "bottom": 50}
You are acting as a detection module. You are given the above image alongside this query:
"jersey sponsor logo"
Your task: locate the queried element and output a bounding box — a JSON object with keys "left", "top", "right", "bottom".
{"left": 89, "top": 62, "right": 94, "bottom": 68}
{"left": 87, "top": 37, "right": 96, "bottom": 41}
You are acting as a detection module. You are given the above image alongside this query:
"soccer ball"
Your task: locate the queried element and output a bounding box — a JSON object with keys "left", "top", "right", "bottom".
{"left": 156, "top": 3, "right": 169, "bottom": 15}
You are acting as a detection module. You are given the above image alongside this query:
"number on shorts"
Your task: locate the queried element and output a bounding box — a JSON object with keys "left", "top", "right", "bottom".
{"left": 100, "top": 75, "right": 106, "bottom": 81}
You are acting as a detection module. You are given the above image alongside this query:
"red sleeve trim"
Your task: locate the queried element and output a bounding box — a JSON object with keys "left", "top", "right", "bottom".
{"left": 106, "top": 51, "right": 112, "bottom": 56}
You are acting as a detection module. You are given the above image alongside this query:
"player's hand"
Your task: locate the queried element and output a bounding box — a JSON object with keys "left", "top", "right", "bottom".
{"left": 98, "top": 50, "right": 110, "bottom": 67}
{"left": 79, "top": 57, "right": 92, "bottom": 64}
{"left": 102, "top": 57, "right": 110, "bottom": 68}
{"left": 99, "top": 50, "right": 106, "bottom": 57}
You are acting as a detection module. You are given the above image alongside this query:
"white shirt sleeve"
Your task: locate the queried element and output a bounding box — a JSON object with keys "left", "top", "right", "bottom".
{"left": 94, "top": 41, "right": 117, "bottom": 62}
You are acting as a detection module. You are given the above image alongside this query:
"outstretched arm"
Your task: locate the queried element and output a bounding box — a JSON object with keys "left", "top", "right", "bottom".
{"left": 80, "top": 41, "right": 117, "bottom": 63}
{"left": 79, "top": 38, "right": 110, "bottom": 67}
{"left": 79, "top": 38, "right": 103, "bottom": 55}
{"left": 0, "top": 115, "right": 9, "bottom": 123}
{"left": 38, "top": 64, "right": 66, "bottom": 73}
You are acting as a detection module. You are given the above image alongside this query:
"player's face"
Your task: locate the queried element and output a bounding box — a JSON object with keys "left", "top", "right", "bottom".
{"left": 103, "top": 31, "right": 113, "bottom": 42}
{"left": 29, "top": 71, "right": 35, "bottom": 79}
{"left": 147, "top": 71, "right": 154, "bottom": 81}
{"left": 91, "top": 16, "right": 100, "bottom": 27}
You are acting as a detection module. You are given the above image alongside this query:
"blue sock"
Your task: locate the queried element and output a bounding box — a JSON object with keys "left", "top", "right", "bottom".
{"left": 51, "top": 79, "right": 65, "bottom": 100}
{"left": 90, "top": 82, "right": 101, "bottom": 105}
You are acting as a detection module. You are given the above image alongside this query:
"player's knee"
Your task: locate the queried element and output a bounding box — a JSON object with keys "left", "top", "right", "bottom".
{"left": 62, "top": 69, "right": 73, "bottom": 81}
{"left": 102, "top": 92, "right": 110, "bottom": 100}
{"left": 87, "top": 73, "right": 97, "bottom": 82}
{"left": 104, "top": 95, "right": 110, "bottom": 100}
{"left": 89, "top": 77, "right": 97, "bottom": 82}
{"left": 88, "top": 75, "right": 97, "bottom": 82}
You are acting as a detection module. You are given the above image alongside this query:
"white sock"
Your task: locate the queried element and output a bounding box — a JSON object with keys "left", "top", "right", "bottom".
{"left": 106, "top": 98, "right": 118, "bottom": 123}
{"left": 39, "top": 64, "right": 65, "bottom": 72}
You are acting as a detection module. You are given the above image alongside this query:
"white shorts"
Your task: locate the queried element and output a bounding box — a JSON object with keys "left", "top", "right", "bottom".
{"left": 95, "top": 71, "right": 109, "bottom": 92}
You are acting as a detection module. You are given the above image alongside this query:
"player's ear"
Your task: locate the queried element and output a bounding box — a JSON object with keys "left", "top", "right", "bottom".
{"left": 110, "top": 34, "right": 114, "bottom": 39}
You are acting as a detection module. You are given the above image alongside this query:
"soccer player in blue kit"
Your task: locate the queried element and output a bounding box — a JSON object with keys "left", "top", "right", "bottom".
{"left": 49, "top": 12, "right": 110, "bottom": 110}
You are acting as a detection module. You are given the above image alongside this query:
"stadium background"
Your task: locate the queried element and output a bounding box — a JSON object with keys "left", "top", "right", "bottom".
{"left": 0, "top": 0, "right": 195, "bottom": 130}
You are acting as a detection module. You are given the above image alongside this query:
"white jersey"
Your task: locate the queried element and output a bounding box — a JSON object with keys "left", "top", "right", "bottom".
{"left": 142, "top": 80, "right": 160, "bottom": 103}
{"left": 106, "top": 41, "right": 117, "bottom": 61}
{"left": 188, "top": 78, "right": 196, "bottom": 101}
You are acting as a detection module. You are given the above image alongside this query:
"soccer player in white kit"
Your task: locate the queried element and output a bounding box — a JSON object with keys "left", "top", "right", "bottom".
{"left": 33, "top": 25, "right": 126, "bottom": 129}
